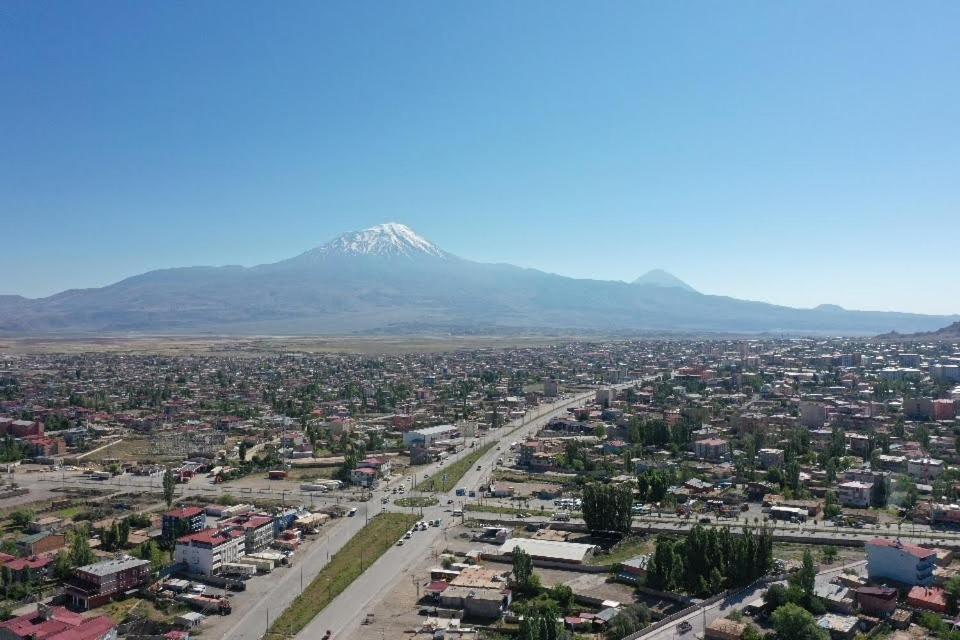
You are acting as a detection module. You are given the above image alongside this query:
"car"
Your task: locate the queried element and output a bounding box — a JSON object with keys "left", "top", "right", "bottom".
{"left": 396, "top": 539, "right": 404, "bottom": 546}
{"left": 677, "top": 621, "right": 692, "bottom": 634}
{"left": 698, "top": 517, "right": 711, "bottom": 524}
{"left": 405, "top": 531, "right": 413, "bottom": 539}
{"left": 348, "top": 507, "right": 358, "bottom": 517}
{"left": 447, "top": 499, "right": 454, "bottom": 504}
{"left": 190, "top": 584, "right": 206, "bottom": 595}
{"left": 381, "top": 497, "right": 389, "bottom": 504}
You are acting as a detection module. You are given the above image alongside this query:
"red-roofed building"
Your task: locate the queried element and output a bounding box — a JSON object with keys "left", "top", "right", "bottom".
{"left": 0, "top": 604, "right": 114, "bottom": 640}
{"left": 907, "top": 586, "right": 947, "bottom": 614}
{"left": 21, "top": 435, "right": 66, "bottom": 457}
{"left": 350, "top": 466, "right": 378, "bottom": 488}
{"left": 358, "top": 456, "right": 391, "bottom": 477}
{"left": 866, "top": 539, "right": 936, "bottom": 586}
{"left": 221, "top": 514, "right": 275, "bottom": 554}
{"left": 174, "top": 528, "right": 244, "bottom": 576}
{"left": 3, "top": 554, "right": 55, "bottom": 584}
{"left": 162, "top": 506, "right": 205, "bottom": 540}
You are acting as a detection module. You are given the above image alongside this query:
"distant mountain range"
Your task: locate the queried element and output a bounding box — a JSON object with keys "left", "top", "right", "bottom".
{"left": 877, "top": 321, "right": 960, "bottom": 341}
{"left": 1, "top": 222, "right": 956, "bottom": 336}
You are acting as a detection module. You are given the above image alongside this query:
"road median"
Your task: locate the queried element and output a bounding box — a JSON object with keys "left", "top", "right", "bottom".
{"left": 265, "top": 512, "right": 417, "bottom": 638}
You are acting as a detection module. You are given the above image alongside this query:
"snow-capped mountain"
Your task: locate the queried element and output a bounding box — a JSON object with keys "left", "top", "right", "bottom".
{"left": 311, "top": 222, "right": 448, "bottom": 259}
{"left": 0, "top": 222, "right": 955, "bottom": 335}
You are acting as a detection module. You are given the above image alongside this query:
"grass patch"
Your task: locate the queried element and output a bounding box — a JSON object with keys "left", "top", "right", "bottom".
{"left": 395, "top": 496, "right": 439, "bottom": 508}
{"left": 416, "top": 443, "right": 495, "bottom": 493}
{"left": 464, "top": 504, "right": 549, "bottom": 517}
{"left": 588, "top": 536, "right": 655, "bottom": 566}
{"left": 266, "top": 513, "right": 417, "bottom": 638}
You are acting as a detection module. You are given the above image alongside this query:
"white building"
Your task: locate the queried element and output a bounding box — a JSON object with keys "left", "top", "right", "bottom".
{"left": 402, "top": 424, "right": 459, "bottom": 448}
{"left": 174, "top": 528, "right": 245, "bottom": 576}
{"left": 838, "top": 481, "right": 872, "bottom": 508}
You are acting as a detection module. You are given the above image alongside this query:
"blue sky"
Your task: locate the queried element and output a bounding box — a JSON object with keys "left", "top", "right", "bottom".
{"left": 1, "top": 2, "right": 957, "bottom": 314}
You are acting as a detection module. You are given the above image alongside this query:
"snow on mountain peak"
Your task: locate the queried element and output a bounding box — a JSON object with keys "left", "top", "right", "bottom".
{"left": 320, "top": 222, "right": 447, "bottom": 258}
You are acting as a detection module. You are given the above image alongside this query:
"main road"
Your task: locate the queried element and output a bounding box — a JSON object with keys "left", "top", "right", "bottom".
{"left": 292, "top": 382, "right": 640, "bottom": 640}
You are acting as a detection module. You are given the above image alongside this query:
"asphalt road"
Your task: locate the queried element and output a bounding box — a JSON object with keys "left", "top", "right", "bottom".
{"left": 635, "top": 561, "right": 867, "bottom": 640}
{"left": 293, "top": 386, "right": 633, "bottom": 640}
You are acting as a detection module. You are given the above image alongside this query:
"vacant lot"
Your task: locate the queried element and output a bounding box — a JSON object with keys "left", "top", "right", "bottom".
{"left": 266, "top": 513, "right": 417, "bottom": 638}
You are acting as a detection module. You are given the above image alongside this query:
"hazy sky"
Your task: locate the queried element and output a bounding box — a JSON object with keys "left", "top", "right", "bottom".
{"left": 2, "top": 2, "right": 958, "bottom": 314}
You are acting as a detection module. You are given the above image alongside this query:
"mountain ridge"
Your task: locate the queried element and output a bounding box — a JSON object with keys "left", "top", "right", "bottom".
{"left": 0, "top": 223, "right": 956, "bottom": 336}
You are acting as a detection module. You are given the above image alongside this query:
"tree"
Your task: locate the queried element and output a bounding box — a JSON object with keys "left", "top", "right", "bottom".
{"left": 871, "top": 475, "right": 890, "bottom": 508}
{"left": 790, "top": 550, "right": 817, "bottom": 601}
{"left": 238, "top": 441, "right": 248, "bottom": 462}
{"left": 823, "top": 491, "right": 841, "bottom": 519}
{"left": 771, "top": 603, "right": 828, "bottom": 640}
{"left": 771, "top": 602, "right": 830, "bottom": 640}
{"left": 68, "top": 526, "right": 94, "bottom": 568}
{"left": 518, "top": 601, "right": 561, "bottom": 640}
{"left": 550, "top": 584, "right": 575, "bottom": 614}
{"left": 822, "top": 546, "right": 838, "bottom": 564}
{"left": 9, "top": 510, "right": 34, "bottom": 529}
{"left": 605, "top": 604, "right": 650, "bottom": 639}
{"left": 945, "top": 576, "right": 960, "bottom": 615}
{"left": 162, "top": 467, "right": 175, "bottom": 508}
{"left": 582, "top": 483, "right": 633, "bottom": 533}
{"left": 512, "top": 548, "right": 539, "bottom": 595}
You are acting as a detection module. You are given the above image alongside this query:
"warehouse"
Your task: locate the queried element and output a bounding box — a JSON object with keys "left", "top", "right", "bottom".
{"left": 499, "top": 538, "right": 597, "bottom": 564}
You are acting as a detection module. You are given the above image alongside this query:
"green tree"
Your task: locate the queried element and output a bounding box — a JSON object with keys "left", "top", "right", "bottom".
{"left": 771, "top": 603, "right": 828, "bottom": 640}
{"left": 582, "top": 483, "right": 633, "bottom": 533}
{"left": 871, "top": 475, "right": 890, "bottom": 508}
{"left": 68, "top": 526, "right": 94, "bottom": 568}
{"left": 8, "top": 510, "right": 34, "bottom": 529}
{"left": 945, "top": 576, "right": 960, "bottom": 615}
{"left": 512, "top": 547, "right": 539, "bottom": 595}
{"left": 162, "top": 467, "right": 175, "bottom": 508}
{"left": 238, "top": 441, "right": 248, "bottom": 462}
{"left": 519, "top": 601, "right": 561, "bottom": 640}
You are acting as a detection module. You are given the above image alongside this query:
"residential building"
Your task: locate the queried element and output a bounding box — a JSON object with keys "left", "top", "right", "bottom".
{"left": 758, "top": 448, "right": 784, "bottom": 469}
{"left": 906, "top": 586, "right": 947, "bottom": 614}
{"left": 0, "top": 605, "right": 115, "bottom": 640}
{"left": 693, "top": 438, "right": 729, "bottom": 461}
{"left": 800, "top": 401, "right": 827, "bottom": 428}
{"left": 855, "top": 586, "right": 897, "bottom": 617}
{"left": 933, "top": 399, "right": 956, "bottom": 420}
{"left": 358, "top": 456, "right": 391, "bottom": 477}
{"left": 227, "top": 515, "right": 275, "bottom": 554}
{"left": 349, "top": 466, "right": 378, "bottom": 488}
{"left": 866, "top": 539, "right": 936, "bottom": 586}
{"left": 838, "top": 481, "right": 872, "bottom": 508}
{"left": 65, "top": 556, "right": 151, "bottom": 610}
{"left": 907, "top": 458, "right": 944, "bottom": 480}
{"left": 162, "top": 506, "right": 205, "bottom": 540}
{"left": 816, "top": 613, "right": 859, "bottom": 640}
{"left": 174, "top": 528, "right": 245, "bottom": 576}
{"left": 17, "top": 532, "right": 65, "bottom": 557}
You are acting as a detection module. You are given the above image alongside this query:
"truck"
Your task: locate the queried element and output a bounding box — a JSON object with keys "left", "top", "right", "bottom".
{"left": 179, "top": 594, "right": 232, "bottom": 615}
{"left": 221, "top": 562, "right": 257, "bottom": 578}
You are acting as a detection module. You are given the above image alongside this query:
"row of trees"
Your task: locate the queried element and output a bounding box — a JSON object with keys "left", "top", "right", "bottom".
{"left": 646, "top": 525, "right": 773, "bottom": 598}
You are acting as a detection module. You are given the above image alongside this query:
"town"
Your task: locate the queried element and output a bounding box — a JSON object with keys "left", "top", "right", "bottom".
{"left": 0, "top": 337, "right": 955, "bottom": 640}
